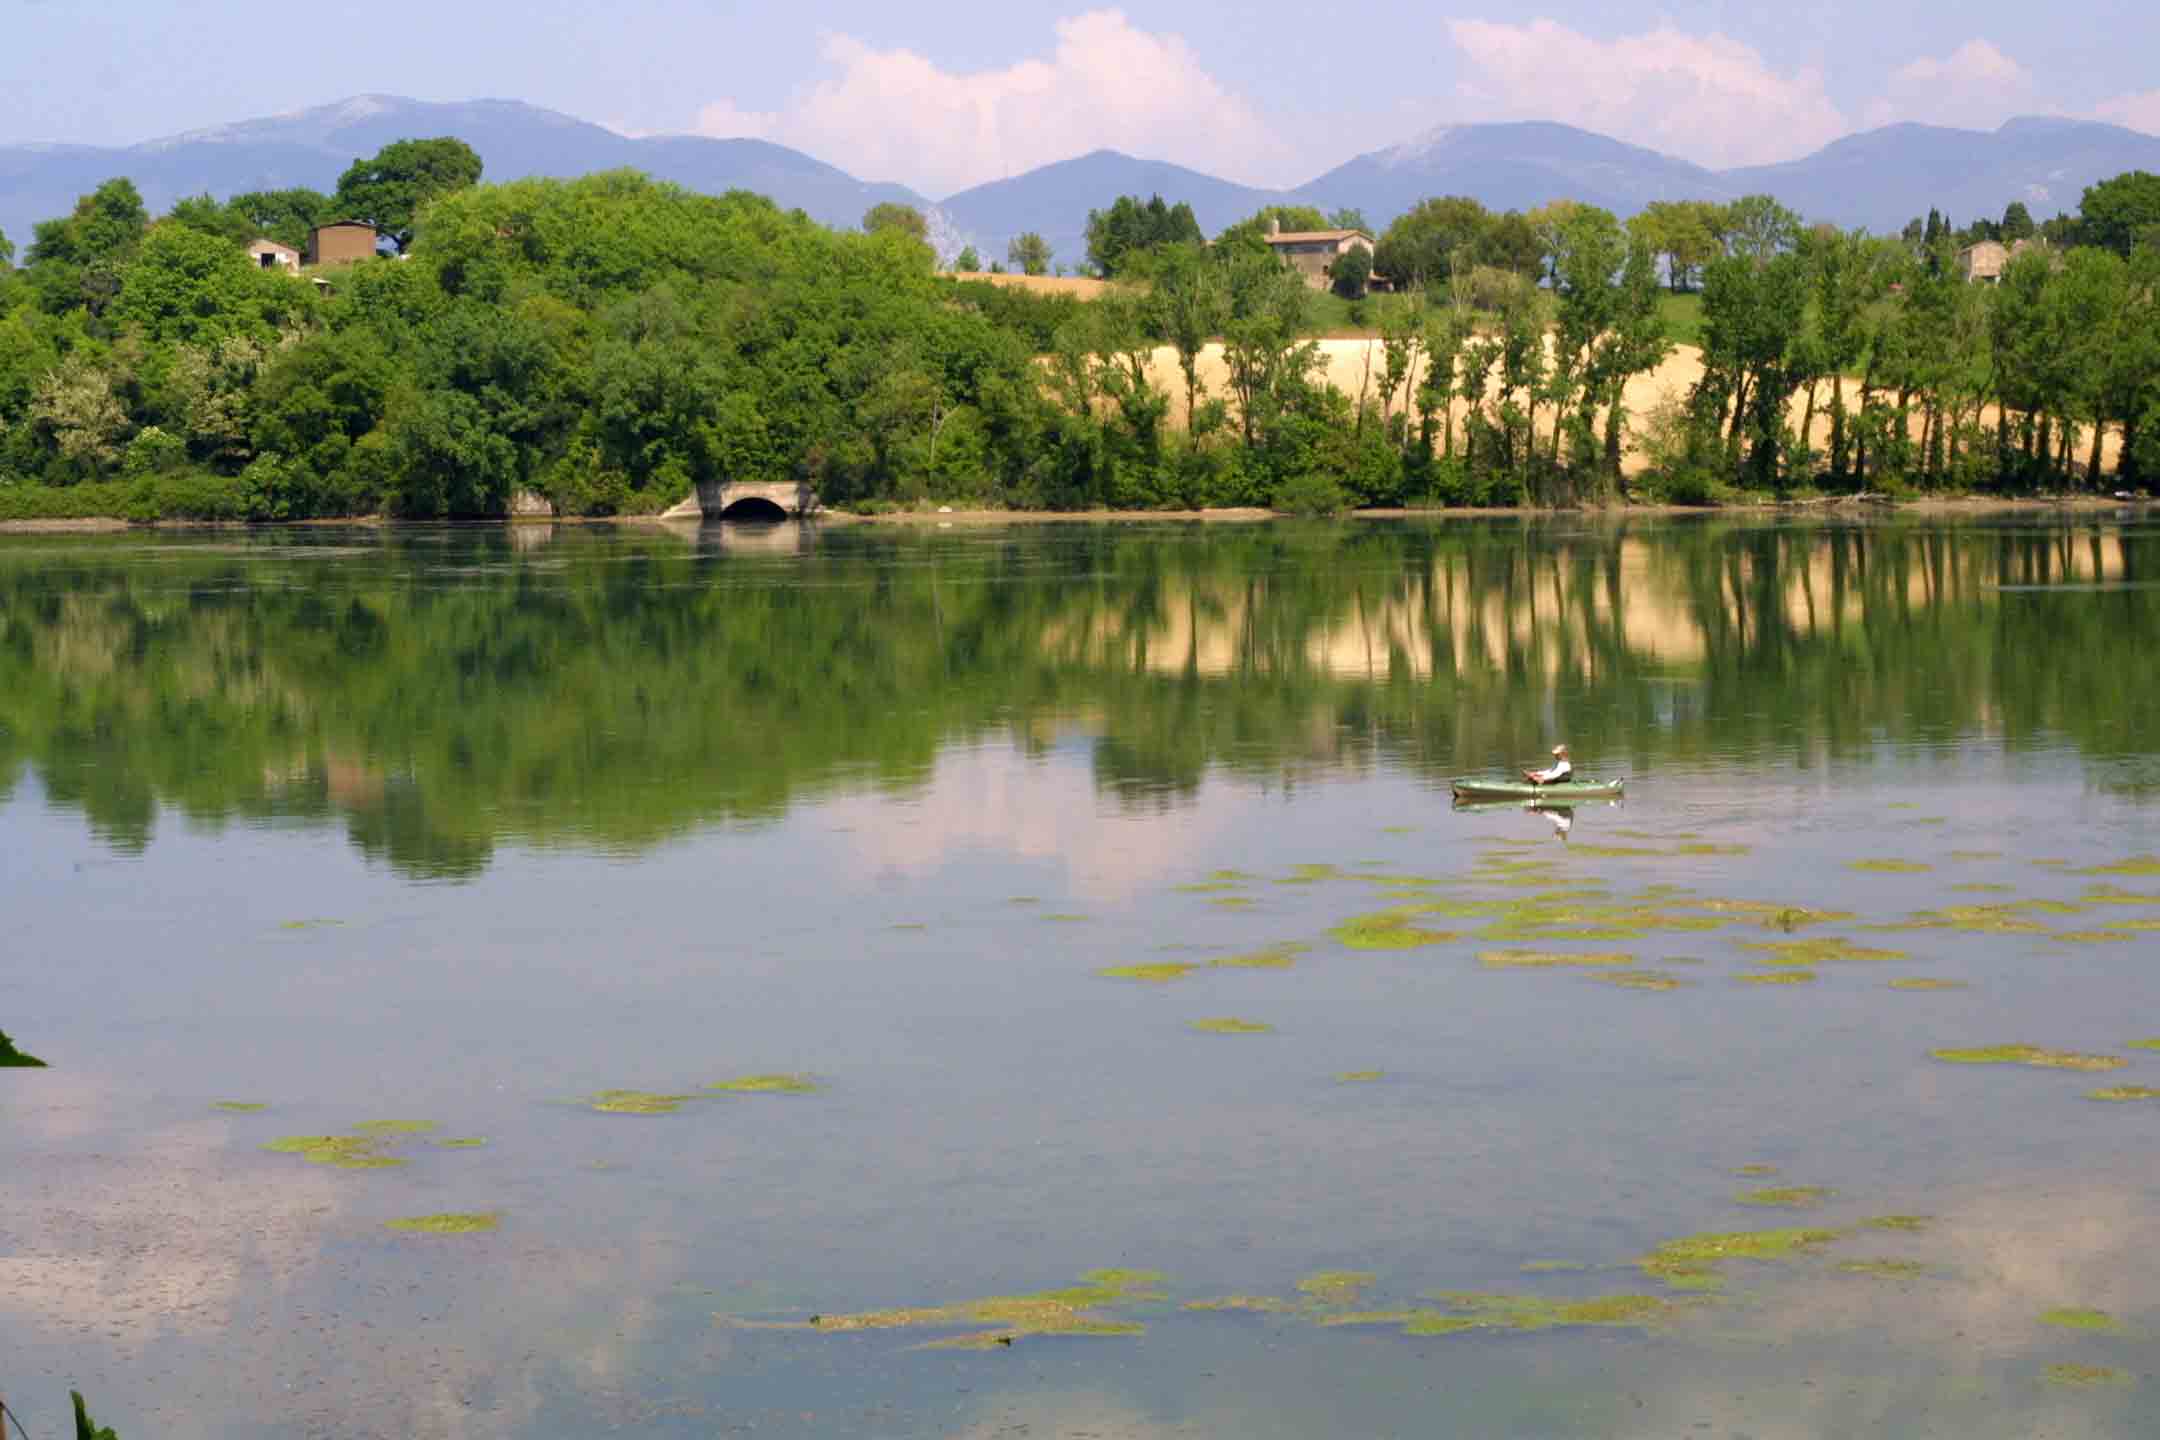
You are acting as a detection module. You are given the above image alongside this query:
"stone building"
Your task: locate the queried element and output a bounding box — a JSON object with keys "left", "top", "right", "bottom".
{"left": 305, "top": 221, "right": 382, "bottom": 268}
{"left": 1959, "top": 237, "right": 2047, "bottom": 284}
{"left": 1262, "top": 220, "right": 1379, "bottom": 291}
{"left": 246, "top": 239, "right": 301, "bottom": 275}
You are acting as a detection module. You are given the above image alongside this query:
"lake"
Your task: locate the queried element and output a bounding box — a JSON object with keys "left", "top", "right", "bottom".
{"left": 3, "top": 513, "right": 2158, "bottom": 1439}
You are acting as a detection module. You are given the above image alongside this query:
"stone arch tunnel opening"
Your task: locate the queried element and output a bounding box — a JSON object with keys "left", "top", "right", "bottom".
{"left": 717, "top": 496, "right": 790, "bottom": 523}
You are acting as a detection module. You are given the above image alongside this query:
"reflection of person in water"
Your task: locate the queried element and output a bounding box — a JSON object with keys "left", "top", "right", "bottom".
{"left": 1543, "top": 807, "right": 1574, "bottom": 844}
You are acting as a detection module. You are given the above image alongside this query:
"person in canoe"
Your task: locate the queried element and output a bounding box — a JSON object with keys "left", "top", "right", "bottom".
{"left": 1522, "top": 744, "right": 1574, "bottom": 787}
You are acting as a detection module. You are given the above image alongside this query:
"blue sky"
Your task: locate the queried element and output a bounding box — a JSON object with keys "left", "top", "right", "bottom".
{"left": 6, "top": 2, "right": 2153, "bottom": 194}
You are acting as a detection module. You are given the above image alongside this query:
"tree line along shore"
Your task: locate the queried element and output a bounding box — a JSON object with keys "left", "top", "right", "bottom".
{"left": 0, "top": 137, "right": 2156, "bottom": 524}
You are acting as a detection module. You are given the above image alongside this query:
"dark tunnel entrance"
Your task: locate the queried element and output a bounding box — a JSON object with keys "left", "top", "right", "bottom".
{"left": 717, "top": 496, "right": 789, "bottom": 523}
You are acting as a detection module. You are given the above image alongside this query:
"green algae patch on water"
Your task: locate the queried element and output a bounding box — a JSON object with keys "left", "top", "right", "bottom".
{"left": 1418, "top": 1291, "right": 1678, "bottom": 1334}
{"left": 2076, "top": 856, "right": 2160, "bottom": 878}
{"left": 711, "top": 1074, "right": 821, "bottom": 1095}
{"left": 1863, "top": 1216, "right": 1935, "bottom": 1232}
{"left": 1686, "top": 901, "right": 1852, "bottom": 931}
{"left": 263, "top": 1135, "right": 405, "bottom": 1170}
{"left": 2083, "top": 885, "right": 2160, "bottom": 906}
{"left": 1296, "top": 1271, "right": 1377, "bottom": 1305}
{"left": 1212, "top": 943, "right": 1309, "bottom": 971}
{"left": 1890, "top": 979, "right": 1969, "bottom": 992}
{"left": 213, "top": 1102, "right": 268, "bottom": 1113}
{"left": 1184, "top": 1294, "right": 1298, "bottom": 1314}
{"left": 1744, "top": 938, "right": 1909, "bottom": 967}
{"left": 2045, "top": 1363, "right": 2130, "bottom": 1388}
{"left": 1208, "top": 897, "right": 1261, "bottom": 911}
{"left": 1637, "top": 1228, "right": 1840, "bottom": 1288}
{"left": 1881, "top": 904, "right": 2054, "bottom": 936}
{"left": 810, "top": 1269, "right": 1162, "bottom": 1348}
{"left": 1043, "top": 914, "right": 1094, "bottom": 923}
{"left": 1930, "top": 1046, "right": 2125, "bottom": 1073}
{"left": 433, "top": 1137, "right": 488, "bottom": 1149}
{"left": 586, "top": 1090, "right": 700, "bottom": 1116}
{"left": 1276, "top": 864, "right": 1350, "bottom": 886}
{"left": 2086, "top": 1086, "right": 2160, "bottom": 1102}
{"left": 1100, "top": 963, "right": 1200, "bottom": 984}
{"left": 1848, "top": 859, "right": 1933, "bottom": 874}
{"left": 1481, "top": 949, "right": 1635, "bottom": 971}
{"left": 385, "top": 1212, "right": 501, "bottom": 1235}
{"left": 1591, "top": 970, "right": 1691, "bottom": 992}
{"left": 1522, "top": 1260, "right": 1590, "bottom": 1273}
{"left": 1335, "top": 1070, "right": 1385, "bottom": 1084}
{"left": 1173, "top": 882, "right": 1242, "bottom": 895}
{"left": 2052, "top": 930, "right": 2144, "bottom": 944}
{"left": 352, "top": 1120, "right": 438, "bottom": 1135}
{"left": 2127, "top": 1039, "right": 2160, "bottom": 1053}
{"left": 1737, "top": 1187, "right": 1835, "bottom": 1209}
{"left": 1740, "top": 970, "right": 1818, "bottom": 986}
{"left": 1735, "top": 1165, "right": 1781, "bottom": 1178}
{"left": 1837, "top": 1260, "right": 1931, "bottom": 1279}
{"left": 2040, "top": 1308, "right": 2119, "bottom": 1332}
{"left": 1951, "top": 883, "right": 2017, "bottom": 895}
{"left": 1330, "top": 910, "right": 1459, "bottom": 951}
{"left": 1190, "top": 1018, "right": 1274, "bottom": 1036}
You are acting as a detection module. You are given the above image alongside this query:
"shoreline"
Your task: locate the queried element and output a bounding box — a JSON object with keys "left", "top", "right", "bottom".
{"left": 0, "top": 494, "right": 2149, "bottom": 536}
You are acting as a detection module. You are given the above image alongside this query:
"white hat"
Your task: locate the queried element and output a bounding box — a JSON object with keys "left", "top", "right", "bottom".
{"left": 1552, "top": 744, "right": 1569, "bottom": 756}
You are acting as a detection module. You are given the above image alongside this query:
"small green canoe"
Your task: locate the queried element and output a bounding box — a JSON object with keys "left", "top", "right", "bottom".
{"left": 1451, "top": 778, "right": 1625, "bottom": 803}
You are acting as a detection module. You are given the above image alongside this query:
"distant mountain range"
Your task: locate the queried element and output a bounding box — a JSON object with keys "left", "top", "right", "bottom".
{"left": 4, "top": 95, "right": 2158, "bottom": 268}
{"left": 0, "top": 96, "right": 925, "bottom": 250}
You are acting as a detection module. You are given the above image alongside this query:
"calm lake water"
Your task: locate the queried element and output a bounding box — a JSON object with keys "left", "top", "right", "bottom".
{"left": 4, "top": 515, "right": 2159, "bottom": 1439}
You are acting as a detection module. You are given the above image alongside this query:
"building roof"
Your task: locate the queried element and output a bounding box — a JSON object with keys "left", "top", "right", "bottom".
{"left": 315, "top": 219, "right": 383, "bottom": 233}
{"left": 248, "top": 238, "right": 301, "bottom": 254}
{"left": 1264, "top": 229, "right": 1373, "bottom": 246}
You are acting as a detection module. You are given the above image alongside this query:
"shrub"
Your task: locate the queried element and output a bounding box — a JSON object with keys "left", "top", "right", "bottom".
{"left": 1271, "top": 470, "right": 1348, "bottom": 515}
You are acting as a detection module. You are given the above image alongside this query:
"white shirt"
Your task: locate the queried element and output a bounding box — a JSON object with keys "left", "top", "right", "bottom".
{"left": 1531, "top": 758, "right": 1573, "bottom": 784}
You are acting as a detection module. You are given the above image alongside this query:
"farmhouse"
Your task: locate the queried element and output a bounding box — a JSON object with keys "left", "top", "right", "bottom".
{"left": 1959, "top": 237, "right": 2047, "bottom": 284}
{"left": 1263, "top": 220, "right": 1379, "bottom": 292}
{"left": 246, "top": 239, "right": 301, "bottom": 275}
{"left": 305, "top": 221, "right": 382, "bottom": 268}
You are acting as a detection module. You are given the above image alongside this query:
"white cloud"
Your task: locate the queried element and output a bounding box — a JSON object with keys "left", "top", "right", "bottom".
{"left": 1446, "top": 19, "right": 1847, "bottom": 168}
{"left": 691, "top": 98, "right": 778, "bottom": 142}
{"left": 2095, "top": 89, "right": 2160, "bottom": 134}
{"left": 693, "top": 10, "right": 1290, "bottom": 198}
{"left": 1862, "top": 38, "right": 2035, "bottom": 130}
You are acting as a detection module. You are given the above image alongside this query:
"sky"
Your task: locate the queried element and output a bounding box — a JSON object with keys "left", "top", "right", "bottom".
{"left": 5, "top": 1, "right": 2157, "bottom": 197}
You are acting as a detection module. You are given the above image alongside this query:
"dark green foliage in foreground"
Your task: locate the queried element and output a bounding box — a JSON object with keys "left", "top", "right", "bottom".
{"left": 0, "top": 1027, "right": 46, "bottom": 1066}
{"left": 74, "top": 1391, "right": 119, "bottom": 1440}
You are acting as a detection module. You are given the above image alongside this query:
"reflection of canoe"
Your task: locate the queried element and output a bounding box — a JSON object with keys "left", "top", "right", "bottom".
{"left": 1450, "top": 798, "right": 1580, "bottom": 816}
{"left": 1450, "top": 779, "right": 1625, "bottom": 803}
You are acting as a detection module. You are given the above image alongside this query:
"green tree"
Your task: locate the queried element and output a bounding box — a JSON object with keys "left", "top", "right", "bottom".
{"left": 2079, "top": 171, "right": 2160, "bottom": 257}
{"left": 25, "top": 177, "right": 149, "bottom": 317}
{"left": 1084, "top": 194, "right": 1202, "bottom": 278}
{"left": 1008, "top": 232, "right": 1052, "bottom": 276}
{"left": 1329, "top": 242, "right": 1373, "bottom": 300}
{"left": 1327, "top": 208, "right": 1369, "bottom": 233}
{"left": 1630, "top": 200, "right": 1724, "bottom": 293}
{"left": 1146, "top": 243, "right": 1229, "bottom": 442}
{"left": 954, "top": 245, "right": 981, "bottom": 272}
{"left": 333, "top": 137, "right": 484, "bottom": 253}
{"left": 0, "top": 223, "right": 13, "bottom": 269}
{"left": 863, "top": 202, "right": 929, "bottom": 242}
{"left": 2001, "top": 201, "right": 2036, "bottom": 242}
{"left": 228, "top": 188, "right": 334, "bottom": 250}
{"left": 1373, "top": 196, "right": 1491, "bottom": 288}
